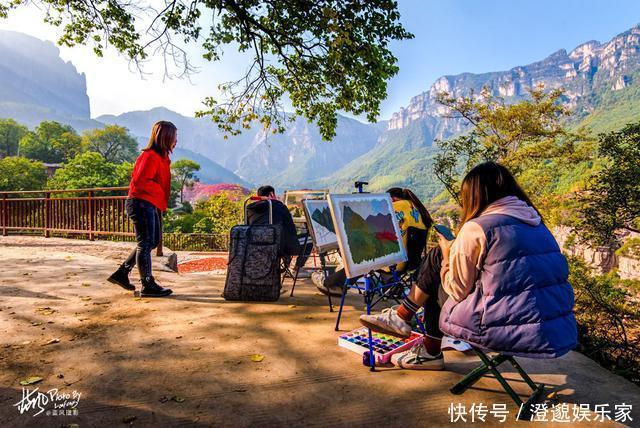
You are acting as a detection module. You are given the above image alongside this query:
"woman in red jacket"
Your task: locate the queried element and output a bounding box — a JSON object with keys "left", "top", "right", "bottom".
{"left": 108, "top": 121, "right": 176, "bottom": 297}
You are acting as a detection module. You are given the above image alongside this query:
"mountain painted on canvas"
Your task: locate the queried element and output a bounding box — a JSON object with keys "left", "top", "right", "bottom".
{"left": 342, "top": 205, "right": 399, "bottom": 264}
{"left": 311, "top": 206, "right": 335, "bottom": 233}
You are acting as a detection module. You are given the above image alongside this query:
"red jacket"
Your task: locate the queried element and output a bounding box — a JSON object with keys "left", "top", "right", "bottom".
{"left": 128, "top": 149, "right": 171, "bottom": 211}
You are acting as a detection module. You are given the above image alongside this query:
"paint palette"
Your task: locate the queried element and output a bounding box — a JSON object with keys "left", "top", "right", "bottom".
{"left": 338, "top": 327, "right": 423, "bottom": 364}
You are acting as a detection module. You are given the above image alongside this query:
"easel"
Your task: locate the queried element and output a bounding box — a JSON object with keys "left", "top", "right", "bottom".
{"left": 332, "top": 181, "right": 424, "bottom": 371}
{"left": 286, "top": 217, "right": 338, "bottom": 312}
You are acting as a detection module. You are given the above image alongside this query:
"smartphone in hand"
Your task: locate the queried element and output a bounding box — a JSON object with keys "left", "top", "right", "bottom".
{"left": 434, "top": 224, "right": 455, "bottom": 241}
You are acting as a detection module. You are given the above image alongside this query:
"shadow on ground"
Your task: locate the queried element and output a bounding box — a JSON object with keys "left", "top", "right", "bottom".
{"left": 0, "top": 236, "right": 637, "bottom": 427}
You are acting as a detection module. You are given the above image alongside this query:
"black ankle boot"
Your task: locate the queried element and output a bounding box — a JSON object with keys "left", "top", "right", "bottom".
{"left": 107, "top": 264, "right": 135, "bottom": 291}
{"left": 141, "top": 276, "right": 172, "bottom": 297}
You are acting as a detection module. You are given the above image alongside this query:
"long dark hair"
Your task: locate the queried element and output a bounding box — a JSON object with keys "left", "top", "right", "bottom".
{"left": 386, "top": 187, "right": 433, "bottom": 230}
{"left": 145, "top": 121, "right": 177, "bottom": 157}
{"left": 459, "top": 161, "right": 540, "bottom": 226}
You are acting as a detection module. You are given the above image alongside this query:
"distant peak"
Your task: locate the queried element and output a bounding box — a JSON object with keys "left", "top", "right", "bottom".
{"left": 149, "top": 106, "right": 176, "bottom": 114}
{"left": 548, "top": 48, "right": 568, "bottom": 58}
{"left": 569, "top": 40, "right": 601, "bottom": 57}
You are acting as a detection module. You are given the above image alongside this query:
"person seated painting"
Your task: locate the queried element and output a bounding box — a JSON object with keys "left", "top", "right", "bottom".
{"left": 360, "top": 162, "right": 577, "bottom": 370}
{"left": 312, "top": 187, "right": 432, "bottom": 296}
{"left": 246, "top": 185, "right": 313, "bottom": 268}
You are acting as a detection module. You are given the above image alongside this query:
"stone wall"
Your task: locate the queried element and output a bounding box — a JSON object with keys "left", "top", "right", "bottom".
{"left": 552, "top": 226, "right": 640, "bottom": 280}
{"left": 619, "top": 256, "right": 640, "bottom": 280}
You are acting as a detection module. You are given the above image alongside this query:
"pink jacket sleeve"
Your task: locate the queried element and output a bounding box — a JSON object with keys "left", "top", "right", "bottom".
{"left": 440, "top": 221, "right": 488, "bottom": 302}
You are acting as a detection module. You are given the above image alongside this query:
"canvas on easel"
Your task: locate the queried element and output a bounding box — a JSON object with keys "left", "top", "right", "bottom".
{"left": 302, "top": 199, "right": 339, "bottom": 253}
{"left": 283, "top": 189, "right": 328, "bottom": 221}
{"left": 327, "top": 193, "right": 407, "bottom": 279}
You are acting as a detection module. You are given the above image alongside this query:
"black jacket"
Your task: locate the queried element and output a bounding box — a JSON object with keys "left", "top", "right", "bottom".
{"left": 246, "top": 199, "right": 300, "bottom": 256}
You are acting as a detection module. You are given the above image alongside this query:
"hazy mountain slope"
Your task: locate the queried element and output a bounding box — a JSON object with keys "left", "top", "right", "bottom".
{"left": 99, "top": 109, "right": 383, "bottom": 189}
{"left": 97, "top": 107, "right": 255, "bottom": 171}
{"left": 0, "top": 30, "right": 92, "bottom": 128}
{"left": 317, "top": 121, "right": 442, "bottom": 200}
{"left": 172, "top": 147, "right": 253, "bottom": 188}
{"left": 234, "top": 115, "right": 383, "bottom": 188}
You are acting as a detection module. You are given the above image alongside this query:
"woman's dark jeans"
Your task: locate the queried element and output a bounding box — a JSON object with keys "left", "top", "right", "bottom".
{"left": 123, "top": 198, "right": 161, "bottom": 279}
{"left": 416, "top": 247, "right": 446, "bottom": 339}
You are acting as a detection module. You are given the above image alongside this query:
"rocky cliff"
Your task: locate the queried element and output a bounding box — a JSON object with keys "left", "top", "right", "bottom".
{"left": 0, "top": 30, "right": 91, "bottom": 126}
{"left": 321, "top": 24, "right": 640, "bottom": 200}
{"left": 387, "top": 25, "right": 640, "bottom": 132}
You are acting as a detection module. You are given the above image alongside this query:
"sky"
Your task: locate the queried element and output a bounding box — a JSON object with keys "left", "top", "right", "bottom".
{"left": 1, "top": 0, "right": 639, "bottom": 120}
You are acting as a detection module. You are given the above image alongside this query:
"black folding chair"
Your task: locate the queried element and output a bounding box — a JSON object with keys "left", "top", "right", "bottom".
{"left": 450, "top": 346, "right": 546, "bottom": 421}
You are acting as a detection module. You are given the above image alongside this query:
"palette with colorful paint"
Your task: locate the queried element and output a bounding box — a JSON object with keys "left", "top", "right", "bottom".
{"left": 338, "top": 327, "right": 423, "bottom": 364}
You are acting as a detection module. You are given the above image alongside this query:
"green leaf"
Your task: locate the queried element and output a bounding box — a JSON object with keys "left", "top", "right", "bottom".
{"left": 19, "top": 376, "right": 43, "bottom": 386}
{"left": 250, "top": 354, "right": 264, "bottom": 362}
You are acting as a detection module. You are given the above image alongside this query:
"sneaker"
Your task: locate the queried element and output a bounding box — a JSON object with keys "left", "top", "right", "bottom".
{"left": 312, "top": 271, "right": 344, "bottom": 297}
{"left": 359, "top": 306, "right": 411, "bottom": 338}
{"left": 391, "top": 341, "right": 445, "bottom": 370}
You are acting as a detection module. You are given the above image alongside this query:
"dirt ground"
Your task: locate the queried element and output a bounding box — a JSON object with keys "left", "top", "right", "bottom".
{"left": 0, "top": 236, "right": 638, "bottom": 427}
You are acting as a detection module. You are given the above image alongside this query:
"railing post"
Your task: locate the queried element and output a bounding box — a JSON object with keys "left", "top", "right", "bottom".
{"left": 2, "top": 194, "right": 7, "bottom": 236}
{"left": 156, "top": 211, "right": 164, "bottom": 256}
{"left": 88, "top": 191, "right": 95, "bottom": 241}
{"left": 44, "top": 192, "right": 50, "bottom": 238}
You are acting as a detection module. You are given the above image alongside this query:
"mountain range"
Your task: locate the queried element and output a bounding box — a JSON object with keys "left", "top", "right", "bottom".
{"left": 317, "top": 24, "right": 640, "bottom": 198}
{"left": 1, "top": 25, "right": 640, "bottom": 200}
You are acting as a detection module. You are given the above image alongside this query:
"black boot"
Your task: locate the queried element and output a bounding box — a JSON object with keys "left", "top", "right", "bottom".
{"left": 107, "top": 264, "right": 135, "bottom": 291}
{"left": 141, "top": 276, "right": 173, "bottom": 297}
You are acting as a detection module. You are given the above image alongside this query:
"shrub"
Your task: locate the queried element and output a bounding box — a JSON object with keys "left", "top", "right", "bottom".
{"left": 569, "top": 257, "right": 640, "bottom": 384}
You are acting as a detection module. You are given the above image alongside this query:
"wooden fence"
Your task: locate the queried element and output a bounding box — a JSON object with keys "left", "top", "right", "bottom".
{"left": 0, "top": 186, "right": 132, "bottom": 237}
{"left": 0, "top": 187, "right": 231, "bottom": 253}
{"left": 0, "top": 187, "right": 152, "bottom": 251}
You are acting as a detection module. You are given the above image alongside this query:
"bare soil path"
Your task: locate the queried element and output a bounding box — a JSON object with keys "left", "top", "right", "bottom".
{"left": 0, "top": 236, "right": 637, "bottom": 427}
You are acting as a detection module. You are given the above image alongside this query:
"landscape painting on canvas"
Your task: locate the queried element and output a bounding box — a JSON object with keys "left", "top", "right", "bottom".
{"left": 283, "top": 190, "right": 328, "bottom": 220}
{"left": 302, "top": 199, "right": 339, "bottom": 253}
{"left": 328, "top": 193, "right": 407, "bottom": 279}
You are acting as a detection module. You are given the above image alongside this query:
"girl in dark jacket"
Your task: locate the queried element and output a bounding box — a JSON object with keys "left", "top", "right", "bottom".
{"left": 107, "top": 121, "right": 176, "bottom": 297}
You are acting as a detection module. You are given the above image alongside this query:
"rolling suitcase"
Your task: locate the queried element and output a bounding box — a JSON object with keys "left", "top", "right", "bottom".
{"left": 223, "top": 198, "right": 283, "bottom": 301}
